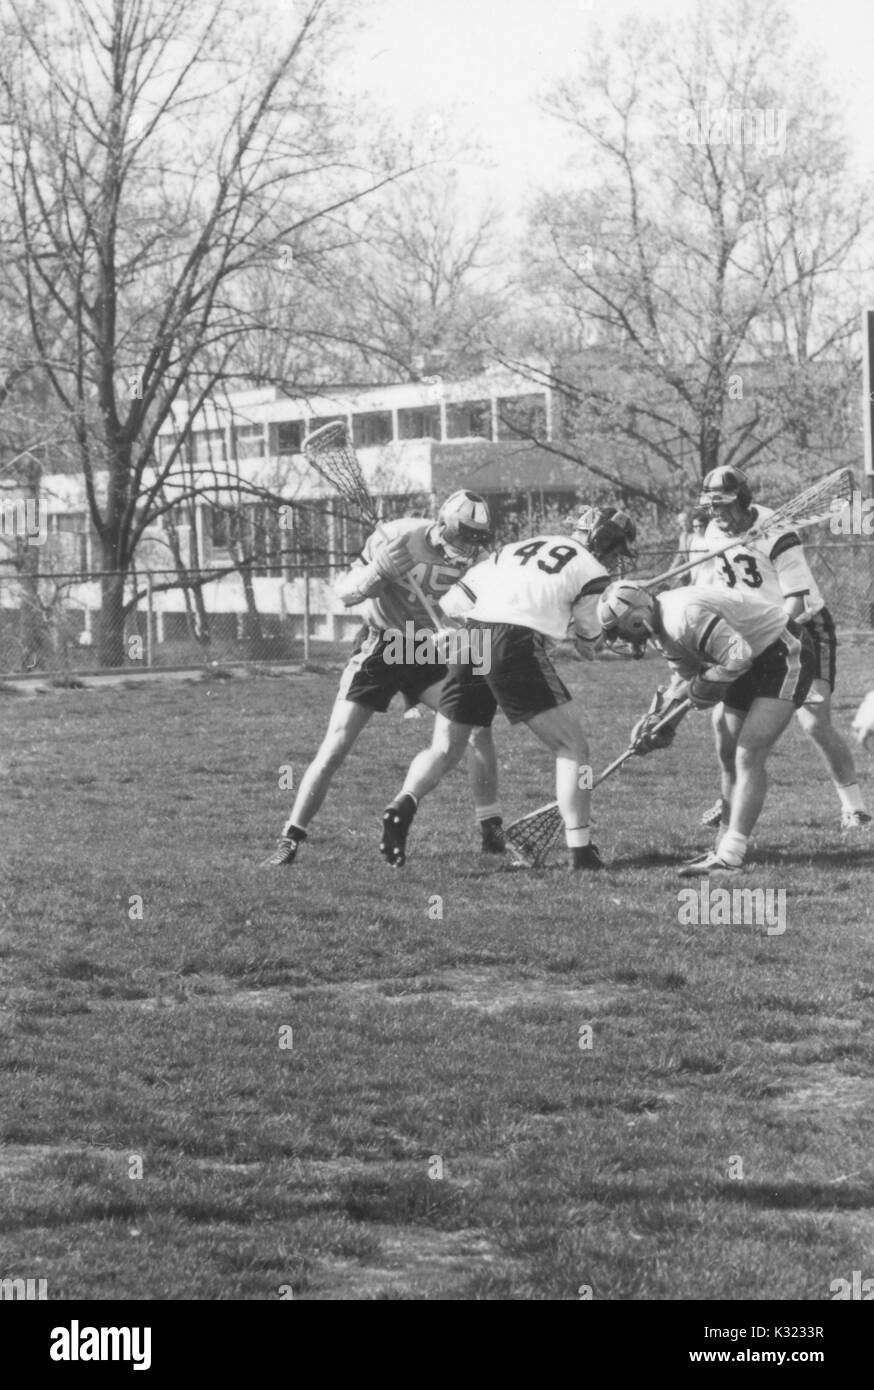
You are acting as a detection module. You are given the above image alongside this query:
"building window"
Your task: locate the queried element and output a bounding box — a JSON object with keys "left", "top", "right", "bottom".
{"left": 157, "top": 434, "right": 181, "bottom": 465}
{"left": 308, "top": 415, "right": 346, "bottom": 437}
{"left": 398, "top": 406, "right": 441, "bottom": 441}
{"left": 249, "top": 503, "right": 284, "bottom": 577}
{"left": 275, "top": 420, "right": 304, "bottom": 455}
{"left": 352, "top": 411, "right": 394, "bottom": 448}
{"left": 232, "top": 422, "right": 265, "bottom": 459}
{"left": 496, "top": 393, "right": 548, "bottom": 441}
{"left": 190, "top": 428, "right": 227, "bottom": 464}
{"left": 285, "top": 503, "right": 332, "bottom": 574}
{"left": 210, "top": 505, "right": 242, "bottom": 551}
{"left": 334, "top": 504, "right": 368, "bottom": 561}
{"left": 446, "top": 399, "right": 492, "bottom": 440}
{"left": 52, "top": 512, "right": 89, "bottom": 576}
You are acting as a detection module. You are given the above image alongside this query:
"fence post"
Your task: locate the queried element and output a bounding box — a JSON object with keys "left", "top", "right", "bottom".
{"left": 303, "top": 568, "right": 310, "bottom": 663}
{"left": 145, "top": 573, "right": 153, "bottom": 667}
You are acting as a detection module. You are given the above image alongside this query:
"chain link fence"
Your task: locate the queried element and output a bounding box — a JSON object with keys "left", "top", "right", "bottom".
{"left": 1, "top": 542, "right": 872, "bottom": 678}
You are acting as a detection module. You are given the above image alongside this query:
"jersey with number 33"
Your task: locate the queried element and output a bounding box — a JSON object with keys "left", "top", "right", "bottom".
{"left": 442, "top": 535, "right": 610, "bottom": 641}
{"left": 699, "top": 505, "right": 824, "bottom": 616}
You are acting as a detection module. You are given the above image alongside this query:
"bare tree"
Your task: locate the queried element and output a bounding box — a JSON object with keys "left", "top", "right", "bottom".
{"left": 227, "top": 168, "right": 509, "bottom": 389}
{"left": 510, "top": 0, "right": 870, "bottom": 513}
{"left": 0, "top": 0, "right": 413, "bottom": 664}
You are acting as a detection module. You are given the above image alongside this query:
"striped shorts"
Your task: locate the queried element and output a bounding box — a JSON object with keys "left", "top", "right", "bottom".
{"left": 804, "top": 607, "right": 837, "bottom": 690}
{"left": 723, "top": 620, "right": 816, "bottom": 712}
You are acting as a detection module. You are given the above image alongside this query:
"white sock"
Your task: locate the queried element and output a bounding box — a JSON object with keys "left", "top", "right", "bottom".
{"left": 717, "top": 831, "right": 748, "bottom": 866}
{"left": 476, "top": 803, "right": 501, "bottom": 822}
{"left": 566, "top": 825, "right": 591, "bottom": 849}
{"left": 837, "top": 783, "right": 866, "bottom": 814}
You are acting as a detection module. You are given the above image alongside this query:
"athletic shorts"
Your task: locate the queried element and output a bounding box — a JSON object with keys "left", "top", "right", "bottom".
{"left": 337, "top": 628, "right": 447, "bottom": 712}
{"left": 804, "top": 607, "right": 837, "bottom": 690}
{"left": 458, "top": 622, "right": 571, "bottom": 725}
{"left": 437, "top": 661, "right": 497, "bottom": 728}
{"left": 723, "top": 620, "right": 815, "bottom": 713}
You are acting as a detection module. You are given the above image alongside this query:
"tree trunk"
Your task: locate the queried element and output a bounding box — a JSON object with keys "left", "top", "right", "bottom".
{"left": 99, "top": 562, "right": 127, "bottom": 667}
{"left": 18, "top": 542, "right": 47, "bottom": 671}
{"left": 232, "top": 542, "right": 263, "bottom": 639}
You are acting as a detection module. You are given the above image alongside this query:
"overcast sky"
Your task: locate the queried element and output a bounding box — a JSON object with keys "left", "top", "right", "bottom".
{"left": 347, "top": 0, "right": 874, "bottom": 209}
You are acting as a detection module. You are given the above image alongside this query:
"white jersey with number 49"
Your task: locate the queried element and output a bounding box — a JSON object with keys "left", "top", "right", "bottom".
{"left": 700, "top": 505, "right": 824, "bottom": 616}
{"left": 440, "top": 535, "right": 610, "bottom": 642}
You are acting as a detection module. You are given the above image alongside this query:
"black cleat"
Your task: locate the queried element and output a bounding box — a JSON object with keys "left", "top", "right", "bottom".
{"left": 700, "top": 800, "right": 723, "bottom": 829}
{"left": 568, "top": 843, "right": 604, "bottom": 871}
{"left": 260, "top": 830, "right": 306, "bottom": 868}
{"left": 480, "top": 816, "right": 506, "bottom": 854}
{"left": 380, "top": 795, "right": 417, "bottom": 867}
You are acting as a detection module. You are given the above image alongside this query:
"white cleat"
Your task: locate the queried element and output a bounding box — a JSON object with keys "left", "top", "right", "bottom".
{"left": 677, "top": 850, "right": 743, "bottom": 878}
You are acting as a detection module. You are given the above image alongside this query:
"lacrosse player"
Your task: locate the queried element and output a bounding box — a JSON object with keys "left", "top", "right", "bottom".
{"left": 261, "top": 491, "right": 501, "bottom": 867}
{"left": 379, "top": 507, "right": 638, "bottom": 870}
{"left": 598, "top": 579, "right": 817, "bottom": 875}
{"left": 693, "top": 466, "right": 869, "bottom": 832}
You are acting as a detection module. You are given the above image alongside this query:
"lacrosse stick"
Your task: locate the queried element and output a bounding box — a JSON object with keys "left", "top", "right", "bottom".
{"left": 302, "top": 421, "right": 444, "bottom": 628}
{"left": 638, "top": 468, "right": 854, "bottom": 591}
{"left": 505, "top": 699, "right": 691, "bottom": 868}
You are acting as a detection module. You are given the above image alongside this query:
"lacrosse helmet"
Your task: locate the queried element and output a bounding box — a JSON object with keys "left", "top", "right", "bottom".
{"left": 700, "top": 466, "right": 753, "bottom": 535}
{"left": 596, "top": 581, "right": 656, "bottom": 658}
{"left": 573, "top": 506, "right": 638, "bottom": 572}
{"left": 433, "top": 490, "right": 493, "bottom": 562}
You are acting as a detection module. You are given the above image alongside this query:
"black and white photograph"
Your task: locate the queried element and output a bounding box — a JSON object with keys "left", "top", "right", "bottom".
{"left": 2, "top": 0, "right": 873, "bottom": 1324}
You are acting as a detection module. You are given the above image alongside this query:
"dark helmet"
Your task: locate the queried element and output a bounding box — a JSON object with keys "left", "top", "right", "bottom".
{"left": 699, "top": 466, "right": 753, "bottom": 534}
{"left": 573, "top": 506, "right": 638, "bottom": 572}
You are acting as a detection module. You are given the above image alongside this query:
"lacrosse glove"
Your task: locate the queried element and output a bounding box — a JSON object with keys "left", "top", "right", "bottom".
{"left": 372, "top": 534, "right": 415, "bottom": 581}
{"left": 630, "top": 712, "right": 677, "bottom": 755}
{"left": 688, "top": 674, "right": 734, "bottom": 709}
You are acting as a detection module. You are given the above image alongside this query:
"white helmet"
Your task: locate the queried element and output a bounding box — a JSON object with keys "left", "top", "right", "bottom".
{"left": 433, "top": 490, "right": 493, "bottom": 562}
{"left": 596, "top": 581, "right": 656, "bottom": 658}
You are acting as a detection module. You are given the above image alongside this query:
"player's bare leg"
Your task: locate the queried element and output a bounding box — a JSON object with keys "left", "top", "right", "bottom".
{"left": 711, "top": 705, "right": 744, "bottom": 834}
{"left": 681, "top": 697, "right": 794, "bottom": 876}
{"left": 524, "top": 704, "right": 602, "bottom": 869}
{"left": 466, "top": 724, "right": 504, "bottom": 850}
{"left": 381, "top": 712, "right": 470, "bottom": 867}
{"left": 401, "top": 713, "right": 472, "bottom": 799}
{"left": 416, "top": 684, "right": 501, "bottom": 844}
{"left": 262, "top": 699, "right": 373, "bottom": 867}
{"left": 794, "top": 681, "right": 870, "bottom": 828}
{"left": 715, "top": 696, "right": 795, "bottom": 863}
{"left": 381, "top": 682, "right": 502, "bottom": 866}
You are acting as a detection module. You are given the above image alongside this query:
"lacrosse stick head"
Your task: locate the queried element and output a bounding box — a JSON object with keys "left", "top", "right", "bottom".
{"left": 573, "top": 506, "right": 638, "bottom": 573}
{"left": 699, "top": 466, "right": 754, "bottom": 535}
{"left": 303, "top": 419, "right": 349, "bottom": 454}
{"left": 433, "top": 490, "right": 493, "bottom": 562}
{"left": 504, "top": 802, "right": 564, "bottom": 869}
{"left": 302, "top": 420, "right": 377, "bottom": 529}
{"left": 597, "top": 581, "right": 657, "bottom": 658}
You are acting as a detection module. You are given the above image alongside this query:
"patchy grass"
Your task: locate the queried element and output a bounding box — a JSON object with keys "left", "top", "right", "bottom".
{"left": 1, "top": 646, "right": 872, "bottom": 1299}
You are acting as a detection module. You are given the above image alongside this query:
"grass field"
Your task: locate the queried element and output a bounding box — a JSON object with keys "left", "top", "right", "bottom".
{"left": 1, "top": 644, "right": 873, "bottom": 1301}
